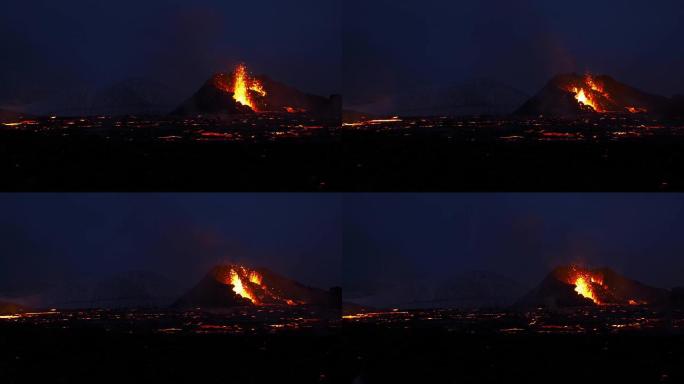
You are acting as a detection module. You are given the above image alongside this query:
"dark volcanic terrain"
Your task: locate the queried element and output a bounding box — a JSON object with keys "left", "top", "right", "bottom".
{"left": 342, "top": 114, "right": 684, "bottom": 191}
{"left": 0, "top": 307, "right": 340, "bottom": 383}
{"left": 0, "top": 114, "right": 339, "bottom": 191}
{"left": 340, "top": 306, "right": 684, "bottom": 383}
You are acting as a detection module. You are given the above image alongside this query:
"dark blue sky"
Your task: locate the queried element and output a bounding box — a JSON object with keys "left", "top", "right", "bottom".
{"left": 344, "top": 194, "right": 684, "bottom": 292}
{"left": 0, "top": 194, "right": 341, "bottom": 295}
{"left": 344, "top": 0, "right": 684, "bottom": 104}
{"left": 0, "top": 0, "right": 341, "bottom": 104}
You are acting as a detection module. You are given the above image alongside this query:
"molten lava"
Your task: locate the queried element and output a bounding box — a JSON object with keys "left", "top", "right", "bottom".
{"left": 230, "top": 268, "right": 259, "bottom": 304}
{"left": 572, "top": 88, "right": 598, "bottom": 111}
{"left": 566, "top": 267, "right": 605, "bottom": 304}
{"left": 574, "top": 276, "right": 599, "bottom": 303}
{"left": 230, "top": 64, "right": 266, "bottom": 111}
{"left": 566, "top": 74, "right": 611, "bottom": 112}
{"left": 220, "top": 265, "right": 299, "bottom": 306}
{"left": 248, "top": 270, "right": 262, "bottom": 285}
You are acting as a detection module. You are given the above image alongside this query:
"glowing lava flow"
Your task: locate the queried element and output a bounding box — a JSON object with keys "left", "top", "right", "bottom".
{"left": 567, "top": 267, "right": 605, "bottom": 304}
{"left": 231, "top": 64, "right": 266, "bottom": 111}
{"left": 248, "top": 270, "right": 262, "bottom": 285}
{"left": 220, "top": 265, "right": 301, "bottom": 306}
{"left": 566, "top": 74, "right": 609, "bottom": 112}
{"left": 230, "top": 268, "right": 258, "bottom": 304}
{"left": 573, "top": 88, "right": 596, "bottom": 110}
{"left": 574, "top": 276, "right": 599, "bottom": 304}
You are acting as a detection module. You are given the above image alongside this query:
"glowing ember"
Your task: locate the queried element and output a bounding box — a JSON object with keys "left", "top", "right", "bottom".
{"left": 231, "top": 64, "right": 266, "bottom": 111}
{"left": 626, "top": 106, "right": 648, "bottom": 114}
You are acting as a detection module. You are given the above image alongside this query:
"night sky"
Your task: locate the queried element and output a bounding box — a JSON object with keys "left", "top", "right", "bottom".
{"left": 343, "top": 0, "right": 684, "bottom": 106}
{"left": 0, "top": 194, "right": 341, "bottom": 297}
{"left": 0, "top": 0, "right": 341, "bottom": 107}
{"left": 343, "top": 194, "right": 684, "bottom": 295}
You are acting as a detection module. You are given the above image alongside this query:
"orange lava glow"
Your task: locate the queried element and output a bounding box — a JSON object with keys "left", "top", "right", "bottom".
{"left": 567, "top": 267, "right": 605, "bottom": 304}
{"left": 248, "top": 270, "right": 262, "bottom": 285}
{"left": 626, "top": 106, "right": 648, "bottom": 114}
{"left": 572, "top": 88, "right": 599, "bottom": 111}
{"left": 230, "top": 268, "right": 259, "bottom": 304}
{"left": 222, "top": 265, "right": 299, "bottom": 306}
{"left": 566, "top": 74, "right": 610, "bottom": 112}
{"left": 574, "top": 276, "right": 599, "bottom": 303}
{"left": 231, "top": 64, "right": 266, "bottom": 111}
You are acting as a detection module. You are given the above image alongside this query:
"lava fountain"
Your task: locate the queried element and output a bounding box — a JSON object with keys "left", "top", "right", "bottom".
{"left": 231, "top": 64, "right": 266, "bottom": 111}
{"left": 220, "top": 265, "right": 299, "bottom": 306}
{"left": 230, "top": 267, "right": 259, "bottom": 304}
{"left": 566, "top": 74, "right": 610, "bottom": 112}
{"left": 566, "top": 266, "right": 605, "bottom": 304}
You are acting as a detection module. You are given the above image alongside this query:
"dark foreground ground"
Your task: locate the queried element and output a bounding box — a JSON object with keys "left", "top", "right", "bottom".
{"left": 0, "top": 114, "right": 340, "bottom": 191}
{"left": 339, "top": 308, "right": 684, "bottom": 383}
{"left": 343, "top": 114, "right": 684, "bottom": 191}
{"left": 340, "top": 328, "right": 683, "bottom": 383}
{"left": 2, "top": 307, "right": 683, "bottom": 383}
{"left": 0, "top": 326, "right": 340, "bottom": 383}
{"left": 4, "top": 113, "right": 684, "bottom": 191}
{"left": 0, "top": 308, "right": 341, "bottom": 383}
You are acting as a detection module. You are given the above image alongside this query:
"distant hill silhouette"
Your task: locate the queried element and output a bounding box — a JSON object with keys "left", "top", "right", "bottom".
{"left": 3, "top": 79, "right": 177, "bottom": 117}
{"left": 433, "top": 270, "right": 528, "bottom": 309}
{"left": 89, "top": 78, "right": 177, "bottom": 116}
{"left": 345, "top": 271, "right": 527, "bottom": 310}
{"left": 347, "top": 79, "right": 529, "bottom": 117}
{"left": 255, "top": 75, "right": 342, "bottom": 118}
{"left": 14, "top": 271, "right": 180, "bottom": 310}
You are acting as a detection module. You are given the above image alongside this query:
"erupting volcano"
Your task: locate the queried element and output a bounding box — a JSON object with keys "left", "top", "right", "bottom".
{"left": 516, "top": 73, "right": 672, "bottom": 116}
{"left": 215, "top": 265, "right": 296, "bottom": 306}
{"left": 515, "top": 265, "right": 668, "bottom": 309}
{"left": 562, "top": 266, "right": 607, "bottom": 304}
{"left": 566, "top": 74, "right": 610, "bottom": 112}
{"left": 212, "top": 64, "right": 267, "bottom": 112}
{"left": 172, "top": 63, "right": 342, "bottom": 118}
{"left": 173, "top": 264, "right": 341, "bottom": 310}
